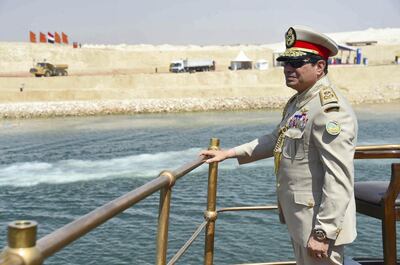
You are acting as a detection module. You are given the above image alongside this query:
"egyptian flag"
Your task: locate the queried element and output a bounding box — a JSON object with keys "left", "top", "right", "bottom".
{"left": 29, "top": 31, "right": 36, "bottom": 43}
{"left": 47, "top": 32, "right": 55, "bottom": 43}
{"left": 39, "top": 32, "right": 47, "bottom": 43}
{"left": 55, "top": 32, "right": 61, "bottom": 44}
{"left": 61, "top": 32, "right": 68, "bottom": 44}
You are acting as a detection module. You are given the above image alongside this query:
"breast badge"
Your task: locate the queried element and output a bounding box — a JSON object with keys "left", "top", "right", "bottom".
{"left": 326, "top": 120, "right": 341, "bottom": 135}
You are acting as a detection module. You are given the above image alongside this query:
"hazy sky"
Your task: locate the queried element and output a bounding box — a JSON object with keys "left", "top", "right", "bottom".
{"left": 1, "top": 0, "right": 399, "bottom": 45}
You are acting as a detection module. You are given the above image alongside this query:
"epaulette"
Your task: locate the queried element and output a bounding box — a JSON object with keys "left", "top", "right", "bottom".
{"left": 325, "top": 106, "right": 340, "bottom": 113}
{"left": 319, "top": 86, "right": 338, "bottom": 106}
{"left": 281, "top": 94, "right": 297, "bottom": 120}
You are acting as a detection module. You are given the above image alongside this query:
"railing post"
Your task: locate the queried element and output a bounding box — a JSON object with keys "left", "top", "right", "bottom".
{"left": 204, "top": 138, "right": 220, "bottom": 265}
{"left": 155, "top": 171, "right": 176, "bottom": 265}
{"left": 382, "top": 163, "right": 400, "bottom": 265}
{"left": 0, "top": 221, "right": 43, "bottom": 265}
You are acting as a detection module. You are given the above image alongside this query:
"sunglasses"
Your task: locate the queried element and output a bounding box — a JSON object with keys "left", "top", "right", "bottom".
{"left": 283, "top": 59, "right": 316, "bottom": 68}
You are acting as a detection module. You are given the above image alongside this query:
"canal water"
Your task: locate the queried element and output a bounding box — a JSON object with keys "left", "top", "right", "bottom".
{"left": 0, "top": 103, "right": 399, "bottom": 264}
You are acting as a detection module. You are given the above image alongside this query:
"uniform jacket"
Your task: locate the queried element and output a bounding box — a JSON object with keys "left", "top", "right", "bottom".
{"left": 234, "top": 76, "right": 358, "bottom": 247}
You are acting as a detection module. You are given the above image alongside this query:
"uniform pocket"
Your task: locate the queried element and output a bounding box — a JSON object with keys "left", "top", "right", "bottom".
{"left": 294, "top": 192, "right": 320, "bottom": 208}
{"left": 283, "top": 128, "right": 305, "bottom": 160}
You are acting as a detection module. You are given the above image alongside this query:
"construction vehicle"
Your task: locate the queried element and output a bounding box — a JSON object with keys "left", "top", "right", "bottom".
{"left": 169, "top": 59, "right": 215, "bottom": 73}
{"left": 30, "top": 62, "right": 68, "bottom": 77}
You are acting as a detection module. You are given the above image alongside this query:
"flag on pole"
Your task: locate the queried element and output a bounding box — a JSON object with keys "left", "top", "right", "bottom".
{"left": 39, "top": 32, "right": 47, "bottom": 43}
{"left": 61, "top": 32, "right": 69, "bottom": 44}
{"left": 29, "top": 31, "right": 36, "bottom": 43}
{"left": 55, "top": 32, "right": 61, "bottom": 44}
{"left": 47, "top": 32, "right": 55, "bottom": 43}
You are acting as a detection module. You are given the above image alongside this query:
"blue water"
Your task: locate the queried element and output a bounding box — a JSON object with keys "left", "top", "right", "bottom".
{"left": 0, "top": 103, "right": 399, "bottom": 264}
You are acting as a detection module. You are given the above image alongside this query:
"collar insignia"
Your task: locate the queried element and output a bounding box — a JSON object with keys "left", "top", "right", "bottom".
{"left": 300, "top": 106, "right": 309, "bottom": 113}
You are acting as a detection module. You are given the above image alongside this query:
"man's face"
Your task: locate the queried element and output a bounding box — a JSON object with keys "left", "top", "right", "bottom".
{"left": 283, "top": 59, "right": 326, "bottom": 93}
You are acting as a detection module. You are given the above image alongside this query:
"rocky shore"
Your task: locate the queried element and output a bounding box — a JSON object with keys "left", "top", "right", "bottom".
{"left": 0, "top": 97, "right": 289, "bottom": 119}
{"left": 1, "top": 95, "right": 399, "bottom": 119}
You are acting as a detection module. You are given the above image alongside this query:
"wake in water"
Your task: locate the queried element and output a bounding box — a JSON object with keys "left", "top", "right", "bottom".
{"left": 0, "top": 148, "right": 271, "bottom": 187}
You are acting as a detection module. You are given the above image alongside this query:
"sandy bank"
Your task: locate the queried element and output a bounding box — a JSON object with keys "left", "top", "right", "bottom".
{"left": 0, "top": 38, "right": 399, "bottom": 119}
{"left": 1, "top": 41, "right": 399, "bottom": 74}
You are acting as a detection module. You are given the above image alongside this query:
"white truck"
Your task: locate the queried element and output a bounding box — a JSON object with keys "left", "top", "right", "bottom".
{"left": 169, "top": 59, "right": 215, "bottom": 73}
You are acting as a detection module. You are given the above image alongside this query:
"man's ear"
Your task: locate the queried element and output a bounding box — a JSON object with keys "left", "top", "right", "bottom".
{"left": 316, "top": 60, "right": 326, "bottom": 75}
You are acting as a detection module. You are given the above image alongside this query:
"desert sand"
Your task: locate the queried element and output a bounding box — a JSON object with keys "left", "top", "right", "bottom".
{"left": 0, "top": 28, "right": 399, "bottom": 118}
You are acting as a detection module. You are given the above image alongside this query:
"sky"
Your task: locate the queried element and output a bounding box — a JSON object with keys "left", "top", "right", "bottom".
{"left": 0, "top": 0, "right": 399, "bottom": 45}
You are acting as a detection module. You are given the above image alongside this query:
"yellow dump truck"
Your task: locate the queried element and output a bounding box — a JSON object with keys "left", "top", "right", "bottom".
{"left": 30, "top": 62, "right": 68, "bottom": 77}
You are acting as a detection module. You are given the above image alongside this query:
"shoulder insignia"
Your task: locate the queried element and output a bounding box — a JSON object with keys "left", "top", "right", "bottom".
{"left": 326, "top": 120, "right": 341, "bottom": 135}
{"left": 319, "top": 86, "right": 338, "bottom": 106}
{"left": 282, "top": 94, "right": 297, "bottom": 120}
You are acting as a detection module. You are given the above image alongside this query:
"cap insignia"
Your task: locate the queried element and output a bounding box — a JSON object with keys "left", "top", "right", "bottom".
{"left": 286, "top": 27, "right": 296, "bottom": 48}
{"left": 326, "top": 120, "right": 341, "bottom": 135}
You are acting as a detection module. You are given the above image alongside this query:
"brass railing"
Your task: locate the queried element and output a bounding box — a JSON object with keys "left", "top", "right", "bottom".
{"left": 0, "top": 142, "right": 399, "bottom": 265}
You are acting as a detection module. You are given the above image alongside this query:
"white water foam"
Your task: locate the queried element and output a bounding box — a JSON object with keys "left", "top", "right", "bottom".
{"left": 0, "top": 148, "right": 269, "bottom": 187}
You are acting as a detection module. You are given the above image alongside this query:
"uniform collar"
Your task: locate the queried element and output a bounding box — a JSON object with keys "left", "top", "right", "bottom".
{"left": 295, "top": 75, "right": 330, "bottom": 108}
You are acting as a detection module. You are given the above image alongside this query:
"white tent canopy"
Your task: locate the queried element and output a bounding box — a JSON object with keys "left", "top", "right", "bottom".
{"left": 230, "top": 50, "right": 253, "bottom": 70}
{"left": 233, "top": 50, "right": 252, "bottom": 62}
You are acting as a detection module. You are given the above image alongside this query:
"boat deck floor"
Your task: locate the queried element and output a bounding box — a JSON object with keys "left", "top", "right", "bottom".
{"left": 236, "top": 258, "right": 388, "bottom": 265}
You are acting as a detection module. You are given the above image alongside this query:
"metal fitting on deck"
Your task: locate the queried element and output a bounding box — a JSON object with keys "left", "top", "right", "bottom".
{"left": 0, "top": 221, "right": 43, "bottom": 265}
{"left": 208, "top": 138, "right": 220, "bottom": 151}
{"left": 159, "top": 170, "right": 176, "bottom": 188}
{"left": 204, "top": 211, "right": 218, "bottom": 222}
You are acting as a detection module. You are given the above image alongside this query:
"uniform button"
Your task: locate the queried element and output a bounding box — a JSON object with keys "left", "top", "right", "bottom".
{"left": 307, "top": 200, "right": 314, "bottom": 208}
{"left": 276, "top": 183, "right": 280, "bottom": 188}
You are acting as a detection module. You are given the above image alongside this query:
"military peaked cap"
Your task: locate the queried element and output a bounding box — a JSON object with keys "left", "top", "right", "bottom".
{"left": 277, "top": 25, "right": 338, "bottom": 61}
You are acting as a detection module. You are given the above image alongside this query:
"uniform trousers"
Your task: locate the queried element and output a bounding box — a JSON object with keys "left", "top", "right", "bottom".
{"left": 291, "top": 238, "right": 344, "bottom": 265}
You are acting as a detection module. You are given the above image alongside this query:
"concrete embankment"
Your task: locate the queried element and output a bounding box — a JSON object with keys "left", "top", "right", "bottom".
{"left": 0, "top": 65, "right": 399, "bottom": 119}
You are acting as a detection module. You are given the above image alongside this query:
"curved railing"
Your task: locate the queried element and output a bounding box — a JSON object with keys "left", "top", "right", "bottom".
{"left": 355, "top": 144, "right": 400, "bottom": 159}
{"left": 0, "top": 142, "right": 399, "bottom": 265}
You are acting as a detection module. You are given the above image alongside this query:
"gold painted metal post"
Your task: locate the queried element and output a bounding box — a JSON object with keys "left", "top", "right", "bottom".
{"left": 156, "top": 171, "right": 176, "bottom": 265}
{"left": 0, "top": 221, "right": 43, "bottom": 265}
{"left": 204, "top": 138, "right": 220, "bottom": 265}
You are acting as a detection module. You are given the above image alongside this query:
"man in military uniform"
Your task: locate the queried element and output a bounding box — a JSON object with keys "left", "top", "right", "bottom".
{"left": 201, "top": 25, "right": 358, "bottom": 265}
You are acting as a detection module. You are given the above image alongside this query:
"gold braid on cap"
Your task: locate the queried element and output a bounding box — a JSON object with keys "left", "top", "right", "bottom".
{"left": 280, "top": 49, "right": 308, "bottom": 57}
{"left": 289, "top": 47, "right": 320, "bottom": 55}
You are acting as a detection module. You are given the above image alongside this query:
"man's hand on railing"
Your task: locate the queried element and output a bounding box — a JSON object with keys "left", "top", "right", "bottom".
{"left": 200, "top": 149, "right": 236, "bottom": 163}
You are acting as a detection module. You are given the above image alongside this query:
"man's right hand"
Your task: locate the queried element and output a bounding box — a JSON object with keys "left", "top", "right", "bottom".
{"left": 200, "top": 149, "right": 236, "bottom": 163}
